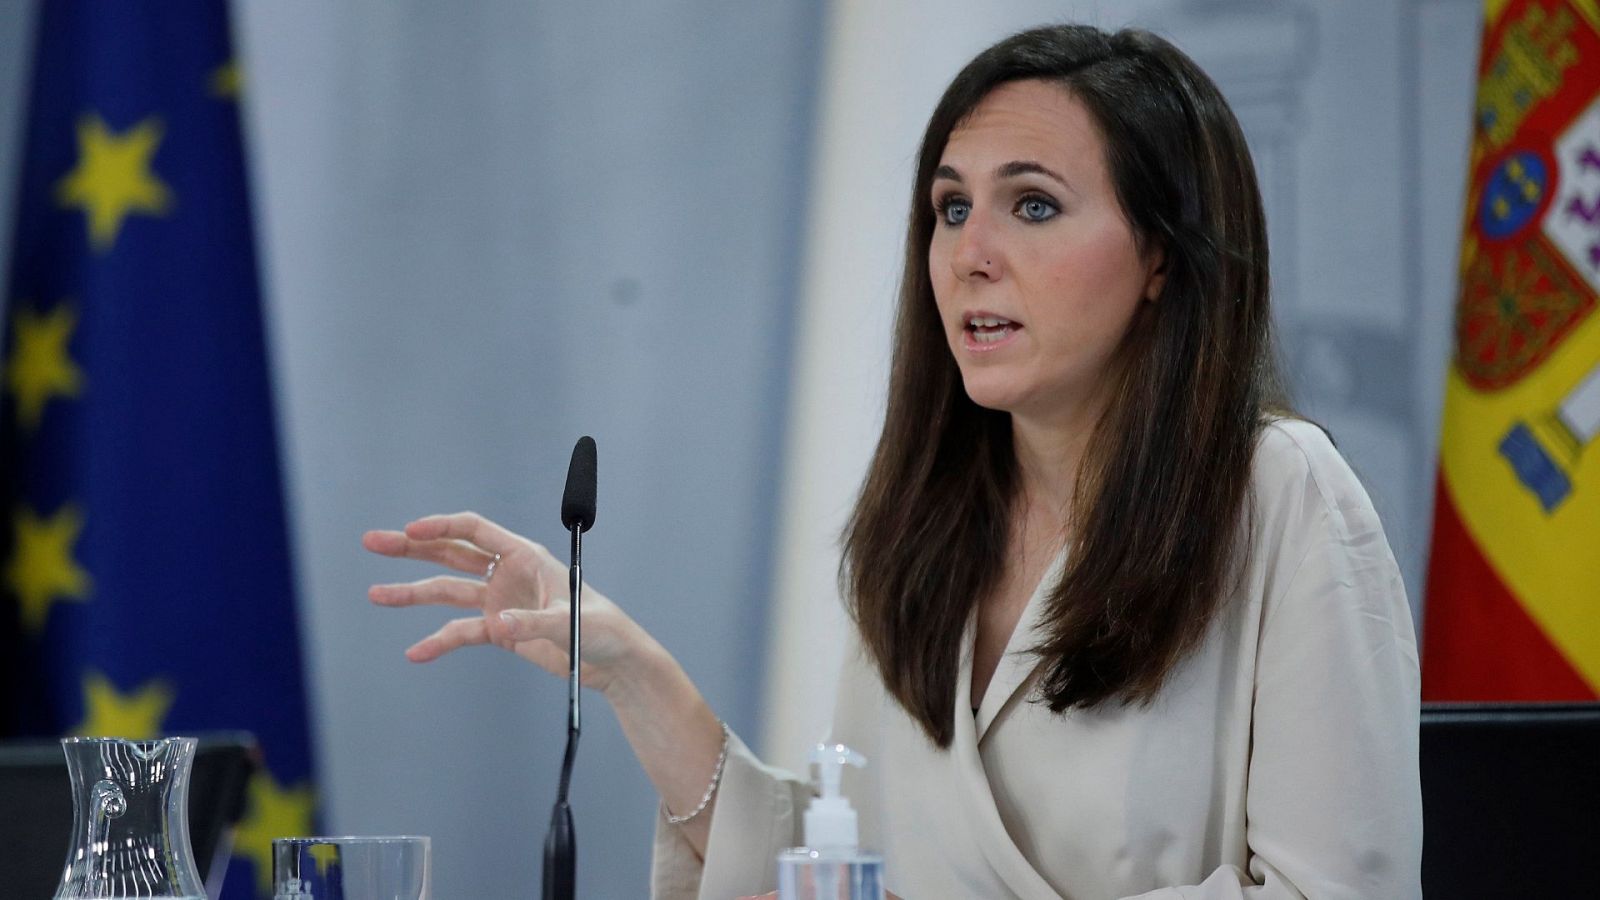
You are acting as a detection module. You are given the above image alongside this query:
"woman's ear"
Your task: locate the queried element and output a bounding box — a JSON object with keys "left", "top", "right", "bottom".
{"left": 1142, "top": 250, "right": 1167, "bottom": 302}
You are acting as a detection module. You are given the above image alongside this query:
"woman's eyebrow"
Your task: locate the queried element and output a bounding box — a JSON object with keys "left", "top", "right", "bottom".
{"left": 996, "top": 160, "right": 1071, "bottom": 189}
{"left": 932, "top": 161, "right": 1075, "bottom": 191}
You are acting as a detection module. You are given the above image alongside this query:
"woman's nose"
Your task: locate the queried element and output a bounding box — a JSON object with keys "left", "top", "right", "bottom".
{"left": 951, "top": 214, "right": 1000, "bottom": 282}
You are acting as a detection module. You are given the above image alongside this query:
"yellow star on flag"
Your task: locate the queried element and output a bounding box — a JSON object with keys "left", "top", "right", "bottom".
{"left": 55, "top": 112, "right": 172, "bottom": 252}
{"left": 233, "top": 769, "right": 316, "bottom": 897}
{"left": 209, "top": 59, "right": 243, "bottom": 99}
{"left": 6, "top": 503, "right": 91, "bottom": 634}
{"left": 71, "top": 670, "right": 173, "bottom": 738}
{"left": 4, "top": 302, "right": 84, "bottom": 432}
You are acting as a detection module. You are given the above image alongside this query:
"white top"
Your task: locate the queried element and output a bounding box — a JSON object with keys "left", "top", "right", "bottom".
{"left": 652, "top": 420, "right": 1423, "bottom": 899}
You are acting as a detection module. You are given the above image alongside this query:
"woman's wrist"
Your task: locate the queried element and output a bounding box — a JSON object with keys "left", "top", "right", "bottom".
{"left": 599, "top": 633, "right": 725, "bottom": 854}
{"left": 600, "top": 633, "right": 718, "bottom": 762}
{"left": 599, "top": 629, "right": 677, "bottom": 710}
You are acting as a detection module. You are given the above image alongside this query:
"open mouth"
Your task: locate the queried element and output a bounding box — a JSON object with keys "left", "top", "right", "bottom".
{"left": 964, "top": 313, "right": 1020, "bottom": 345}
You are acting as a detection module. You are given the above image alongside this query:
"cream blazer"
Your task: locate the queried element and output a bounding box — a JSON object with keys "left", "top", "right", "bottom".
{"left": 653, "top": 420, "right": 1423, "bottom": 899}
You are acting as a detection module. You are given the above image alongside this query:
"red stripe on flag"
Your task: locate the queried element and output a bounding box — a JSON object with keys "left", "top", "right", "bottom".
{"left": 1422, "top": 472, "right": 1596, "bottom": 700}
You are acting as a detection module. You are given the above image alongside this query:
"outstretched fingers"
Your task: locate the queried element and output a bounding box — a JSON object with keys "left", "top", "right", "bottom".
{"left": 500, "top": 608, "right": 570, "bottom": 650}
{"left": 402, "top": 512, "right": 523, "bottom": 557}
{"left": 497, "top": 608, "right": 580, "bottom": 677}
{"left": 362, "top": 529, "right": 497, "bottom": 576}
{"left": 406, "top": 616, "right": 491, "bottom": 662}
{"left": 369, "top": 575, "right": 486, "bottom": 610}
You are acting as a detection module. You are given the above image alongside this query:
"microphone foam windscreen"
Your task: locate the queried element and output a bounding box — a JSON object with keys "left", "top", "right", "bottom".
{"left": 560, "top": 435, "right": 597, "bottom": 532}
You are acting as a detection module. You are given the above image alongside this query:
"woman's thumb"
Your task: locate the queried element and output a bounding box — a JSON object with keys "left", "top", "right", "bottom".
{"left": 499, "top": 607, "right": 563, "bottom": 641}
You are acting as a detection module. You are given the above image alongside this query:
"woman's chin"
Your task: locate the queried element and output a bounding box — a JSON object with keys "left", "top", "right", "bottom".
{"left": 959, "top": 380, "right": 1026, "bottom": 414}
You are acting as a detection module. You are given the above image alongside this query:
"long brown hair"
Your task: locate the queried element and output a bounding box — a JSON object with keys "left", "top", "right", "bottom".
{"left": 842, "top": 24, "right": 1288, "bottom": 747}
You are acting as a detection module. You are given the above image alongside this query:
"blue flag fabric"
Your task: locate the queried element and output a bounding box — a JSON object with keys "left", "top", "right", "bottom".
{"left": 1, "top": 3, "right": 316, "bottom": 897}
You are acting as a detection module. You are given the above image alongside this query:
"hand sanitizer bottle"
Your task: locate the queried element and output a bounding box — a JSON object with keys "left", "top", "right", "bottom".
{"left": 776, "top": 743, "right": 885, "bottom": 900}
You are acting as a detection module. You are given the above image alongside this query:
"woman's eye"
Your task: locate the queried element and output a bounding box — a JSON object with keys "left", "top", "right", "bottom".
{"left": 937, "top": 198, "right": 971, "bottom": 226}
{"left": 1017, "top": 196, "right": 1058, "bottom": 222}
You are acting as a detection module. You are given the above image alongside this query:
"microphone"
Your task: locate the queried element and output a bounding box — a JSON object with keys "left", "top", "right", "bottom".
{"left": 544, "top": 436, "right": 596, "bottom": 900}
{"left": 561, "top": 436, "right": 597, "bottom": 533}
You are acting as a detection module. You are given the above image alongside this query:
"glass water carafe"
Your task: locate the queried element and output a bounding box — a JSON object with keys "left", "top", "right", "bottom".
{"left": 55, "top": 737, "right": 207, "bottom": 899}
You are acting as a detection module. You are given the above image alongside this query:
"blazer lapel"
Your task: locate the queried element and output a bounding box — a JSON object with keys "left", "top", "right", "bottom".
{"left": 953, "top": 612, "right": 1065, "bottom": 900}
{"left": 974, "top": 548, "right": 1068, "bottom": 743}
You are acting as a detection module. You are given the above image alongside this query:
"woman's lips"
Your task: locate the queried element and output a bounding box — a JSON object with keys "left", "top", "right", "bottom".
{"left": 963, "top": 314, "right": 1022, "bottom": 352}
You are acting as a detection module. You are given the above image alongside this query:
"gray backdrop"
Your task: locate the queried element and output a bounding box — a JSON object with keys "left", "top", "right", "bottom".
{"left": 1, "top": 1, "right": 822, "bottom": 896}
{"left": 0, "top": 1, "right": 1482, "bottom": 896}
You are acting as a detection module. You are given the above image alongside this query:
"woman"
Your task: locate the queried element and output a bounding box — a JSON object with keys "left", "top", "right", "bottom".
{"left": 365, "top": 24, "right": 1422, "bottom": 899}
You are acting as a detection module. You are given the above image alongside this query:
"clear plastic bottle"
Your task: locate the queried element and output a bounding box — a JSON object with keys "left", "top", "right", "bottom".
{"left": 776, "top": 743, "right": 885, "bottom": 900}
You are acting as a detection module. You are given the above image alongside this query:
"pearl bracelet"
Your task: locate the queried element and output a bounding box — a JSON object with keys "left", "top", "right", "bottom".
{"left": 665, "top": 720, "right": 730, "bottom": 826}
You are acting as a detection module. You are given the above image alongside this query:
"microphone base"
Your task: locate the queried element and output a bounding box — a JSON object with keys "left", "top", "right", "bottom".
{"left": 542, "top": 799, "right": 575, "bottom": 900}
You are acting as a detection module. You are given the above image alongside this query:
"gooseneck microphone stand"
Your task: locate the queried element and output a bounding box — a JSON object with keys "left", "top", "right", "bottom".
{"left": 544, "top": 436, "right": 596, "bottom": 900}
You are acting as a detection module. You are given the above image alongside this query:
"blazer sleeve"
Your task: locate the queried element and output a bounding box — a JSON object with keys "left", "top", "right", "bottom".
{"left": 650, "top": 628, "right": 886, "bottom": 899}
{"left": 650, "top": 730, "right": 811, "bottom": 900}
{"left": 1124, "top": 431, "right": 1424, "bottom": 900}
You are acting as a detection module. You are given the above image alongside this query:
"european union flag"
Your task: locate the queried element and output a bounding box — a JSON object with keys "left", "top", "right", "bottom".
{"left": 1, "top": 3, "right": 316, "bottom": 897}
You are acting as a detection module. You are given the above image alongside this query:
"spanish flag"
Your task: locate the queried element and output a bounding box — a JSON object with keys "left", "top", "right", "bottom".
{"left": 1423, "top": 0, "right": 1600, "bottom": 700}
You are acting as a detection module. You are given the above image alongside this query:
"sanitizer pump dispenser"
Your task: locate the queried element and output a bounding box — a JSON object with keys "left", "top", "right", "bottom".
{"left": 776, "top": 743, "right": 884, "bottom": 900}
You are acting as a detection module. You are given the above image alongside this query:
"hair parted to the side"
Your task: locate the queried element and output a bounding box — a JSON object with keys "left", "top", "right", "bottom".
{"left": 841, "top": 24, "right": 1289, "bottom": 748}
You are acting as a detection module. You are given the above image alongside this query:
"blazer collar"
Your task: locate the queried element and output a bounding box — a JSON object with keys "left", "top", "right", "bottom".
{"left": 953, "top": 579, "right": 1068, "bottom": 900}
{"left": 972, "top": 547, "right": 1068, "bottom": 743}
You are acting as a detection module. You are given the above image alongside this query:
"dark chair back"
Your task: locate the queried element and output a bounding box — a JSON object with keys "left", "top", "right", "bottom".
{"left": 0, "top": 732, "right": 257, "bottom": 898}
{"left": 1421, "top": 702, "right": 1600, "bottom": 898}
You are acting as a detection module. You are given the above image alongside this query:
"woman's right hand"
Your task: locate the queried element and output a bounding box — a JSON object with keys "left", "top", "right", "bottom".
{"left": 363, "top": 510, "right": 726, "bottom": 857}
{"left": 362, "top": 511, "right": 652, "bottom": 694}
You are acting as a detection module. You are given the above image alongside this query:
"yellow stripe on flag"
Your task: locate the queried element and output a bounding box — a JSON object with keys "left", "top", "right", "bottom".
{"left": 1441, "top": 306, "right": 1600, "bottom": 689}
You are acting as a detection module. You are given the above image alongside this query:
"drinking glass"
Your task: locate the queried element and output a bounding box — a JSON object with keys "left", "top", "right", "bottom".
{"left": 272, "top": 835, "right": 430, "bottom": 900}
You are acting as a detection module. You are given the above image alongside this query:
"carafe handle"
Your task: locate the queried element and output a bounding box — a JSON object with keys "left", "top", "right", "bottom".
{"left": 92, "top": 779, "right": 127, "bottom": 819}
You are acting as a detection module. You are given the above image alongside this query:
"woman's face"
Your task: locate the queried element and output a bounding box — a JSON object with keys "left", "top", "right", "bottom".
{"left": 928, "top": 79, "right": 1163, "bottom": 422}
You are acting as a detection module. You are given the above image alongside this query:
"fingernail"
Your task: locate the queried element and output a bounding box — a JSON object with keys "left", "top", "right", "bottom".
{"left": 499, "top": 610, "right": 520, "bottom": 633}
